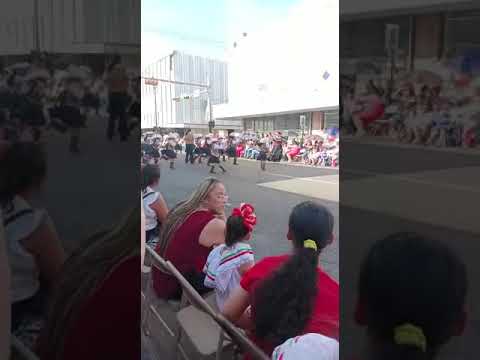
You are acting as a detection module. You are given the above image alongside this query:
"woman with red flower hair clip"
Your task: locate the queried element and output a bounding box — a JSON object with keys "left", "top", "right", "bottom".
{"left": 203, "top": 203, "right": 257, "bottom": 310}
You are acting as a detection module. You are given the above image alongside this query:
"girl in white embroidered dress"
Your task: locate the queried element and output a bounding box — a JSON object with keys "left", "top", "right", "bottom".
{"left": 203, "top": 203, "right": 256, "bottom": 310}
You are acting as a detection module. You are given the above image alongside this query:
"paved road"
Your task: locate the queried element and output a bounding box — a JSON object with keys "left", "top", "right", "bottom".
{"left": 39, "top": 115, "right": 140, "bottom": 252}
{"left": 143, "top": 156, "right": 338, "bottom": 360}
{"left": 36, "top": 119, "right": 339, "bottom": 359}
{"left": 341, "top": 138, "right": 480, "bottom": 360}
{"left": 143, "top": 155, "right": 339, "bottom": 359}
{"left": 154, "top": 156, "right": 339, "bottom": 280}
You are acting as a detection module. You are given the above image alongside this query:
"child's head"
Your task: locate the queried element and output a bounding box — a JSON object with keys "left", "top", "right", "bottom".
{"left": 287, "top": 201, "right": 334, "bottom": 252}
{"left": 141, "top": 164, "right": 160, "bottom": 192}
{"left": 225, "top": 203, "right": 256, "bottom": 246}
{"left": 272, "top": 333, "right": 339, "bottom": 360}
{"left": 356, "top": 232, "right": 467, "bottom": 359}
{"left": 0, "top": 142, "right": 47, "bottom": 209}
{"left": 252, "top": 201, "right": 334, "bottom": 347}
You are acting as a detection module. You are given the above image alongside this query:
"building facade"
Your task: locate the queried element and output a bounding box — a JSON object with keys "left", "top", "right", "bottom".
{"left": 141, "top": 51, "right": 230, "bottom": 132}
{"left": 340, "top": 0, "right": 480, "bottom": 75}
{"left": 213, "top": 0, "right": 339, "bottom": 135}
{"left": 0, "top": 0, "right": 140, "bottom": 55}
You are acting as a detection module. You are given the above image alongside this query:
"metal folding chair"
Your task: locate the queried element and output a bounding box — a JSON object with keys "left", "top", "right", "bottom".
{"left": 213, "top": 314, "right": 270, "bottom": 360}
{"left": 165, "top": 260, "right": 234, "bottom": 360}
{"left": 142, "top": 246, "right": 179, "bottom": 343}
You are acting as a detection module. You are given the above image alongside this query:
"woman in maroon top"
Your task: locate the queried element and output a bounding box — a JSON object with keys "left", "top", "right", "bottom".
{"left": 223, "top": 201, "right": 339, "bottom": 359}
{"left": 38, "top": 207, "right": 140, "bottom": 360}
{"left": 153, "top": 177, "right": 227, "bottom": 299}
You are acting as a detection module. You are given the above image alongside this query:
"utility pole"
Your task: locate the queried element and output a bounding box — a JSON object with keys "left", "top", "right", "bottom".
{"left": 300, "top": 115, "right": 306, "bottom": 147}
{"left": 145, "top": 78, "right": 159, "bottom": 132}
{"left": 206, "top": 75, "right": 214, "bottom": 133}
{"left": 153, "top": 85, "right": 158, "bottom": 131}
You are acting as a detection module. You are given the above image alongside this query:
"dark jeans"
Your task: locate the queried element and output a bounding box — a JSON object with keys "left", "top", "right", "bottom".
{"left": 108, "top": 92, "right": 129, "bottom": 140}
{"left": 146, "top": 226, "right": 160, "bottom": 246}
{"left": 11, "top": 287, "right": 47, "bottom": 331}
{"left": 185, "top": 144, "right": 195, "bottom": 163}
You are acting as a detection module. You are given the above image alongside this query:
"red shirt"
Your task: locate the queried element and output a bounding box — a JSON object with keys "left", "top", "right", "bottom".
{"left": 59, "top": 256, "right": 140, "bottom": 360}
{"left": 240, "top": 255, "right": 339, "bottom": 358}
{"left": 153, "top": 210, "right": 215, "bottom": 299}
{"left": 287, "top": 145, "right": 301, "bottom": 157}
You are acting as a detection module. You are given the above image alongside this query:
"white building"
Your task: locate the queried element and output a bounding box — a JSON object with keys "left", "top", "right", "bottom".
{"left": 0, "top": 0, "right": 140, "bottom": 55}
{"left": 141, "top": 51, "right": 230, "bottom": 131}
{"left": 213, "top": 0, "right": 339, "bottom": 135}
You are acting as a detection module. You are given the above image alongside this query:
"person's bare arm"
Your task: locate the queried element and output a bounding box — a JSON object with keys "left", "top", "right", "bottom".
{"left": 149, "top": 193, "right": 169, "bottom": 224}
{"left": 222, "top": 286, "right": 253, "bottom": 330}
{"left": 198, "top": 218, "right": 226, "bottom": 248}
{"left": 0, "top": 210, "right": 10, "bottom": 359}
{"left": 22, "top": 215, "right": 66, "bottom": 286}
{"left": 238, "top": 261, "right": 254, "bottom": 276}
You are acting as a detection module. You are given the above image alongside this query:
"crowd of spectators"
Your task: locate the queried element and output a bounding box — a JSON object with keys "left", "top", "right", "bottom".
{"left": 341, "top": 62, "right": 480, "bottom": 148}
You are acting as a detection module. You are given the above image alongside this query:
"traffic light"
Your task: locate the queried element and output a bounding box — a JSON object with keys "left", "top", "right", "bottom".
{"left": 173, "top": 94, "right": 191, "bottom": 102}
{"left": 208, "top": 120, "right": 215, "bottom": 131}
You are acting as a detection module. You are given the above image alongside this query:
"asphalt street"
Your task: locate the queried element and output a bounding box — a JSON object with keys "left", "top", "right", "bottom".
{"left": 38, "top": 118, "right": 339, "bottom": 359}
{"left": 41, "top": 123, "right": 480, "bottom": 359}
{"left": 154, "top": 155, "right": 339, "bottom": 280}
{"left": 143, "top": 155, "right": 339, "bottom": 360}
{"left": 41, "top": 116, "right": 339, "bottom": 271}
{"left": 39, "top": 115, "right": 140, "bottom": 252}
{"left": 341, "top": 138, "right": 480, "bottom": 360}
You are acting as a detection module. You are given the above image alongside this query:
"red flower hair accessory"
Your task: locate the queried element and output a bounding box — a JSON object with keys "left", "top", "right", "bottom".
{"left": 231, "top": 203, "right": 257, "bottom": 232}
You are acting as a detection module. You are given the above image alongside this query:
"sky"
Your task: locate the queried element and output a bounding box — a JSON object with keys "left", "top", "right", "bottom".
{"left": 141, "top": 0, "right": 299, "bottom": 67}
{"left": 142, "top": 0, "right": 339, "bottom": 120}
{"left": 216, "top": 0, "right": 339, "bottom": 116}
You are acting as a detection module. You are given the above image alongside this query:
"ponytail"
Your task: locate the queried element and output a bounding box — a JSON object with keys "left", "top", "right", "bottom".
{"left": 225, "top": 204, "right": 256, "bottom": 247}
{"left": 252, "top": 201, "right": 334, "bottom": 347}
{"left": 359, "top": 233, "right": 467, "bottom": 360}
{"left": 253, "top": 246, "right": 319, "bottom": 346}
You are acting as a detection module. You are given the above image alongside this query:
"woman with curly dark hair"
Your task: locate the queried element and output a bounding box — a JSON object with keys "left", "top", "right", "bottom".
{"left": 222, "top": 201, "right": 338, "bottom": 359}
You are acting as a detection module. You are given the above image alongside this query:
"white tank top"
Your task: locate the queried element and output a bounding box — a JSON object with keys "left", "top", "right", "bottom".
{"left": 142, "top": 187, "right": 159, "bottom": 231}
{"left": 3, "top": 196, "right": 45, "bottom": 303}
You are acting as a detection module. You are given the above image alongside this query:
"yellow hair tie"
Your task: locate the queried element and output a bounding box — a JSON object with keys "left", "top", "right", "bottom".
{"left": 394, "top": 323, "right": 426, "bottom": 352}
{"left": 303, "top": 239, "right": 317, "bottom": 251}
